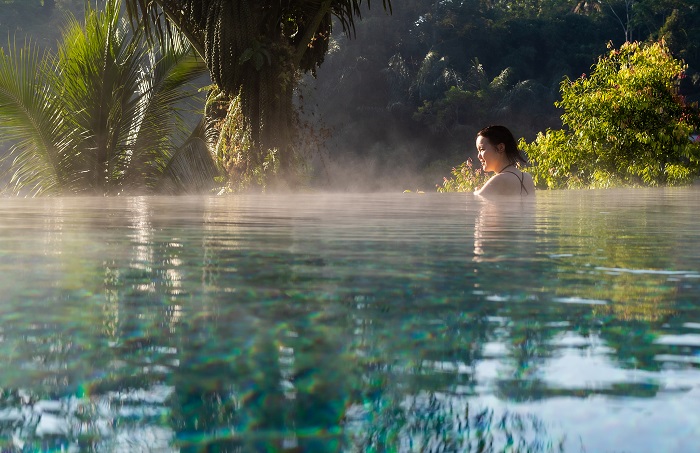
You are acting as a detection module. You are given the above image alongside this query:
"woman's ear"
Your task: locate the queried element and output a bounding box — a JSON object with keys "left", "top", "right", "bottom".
{"left": 497, "top": 143, "right": 505, "bottom": 153}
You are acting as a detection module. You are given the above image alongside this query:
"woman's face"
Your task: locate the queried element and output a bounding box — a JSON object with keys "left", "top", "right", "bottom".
{"left": 476, "top": 135, "right": 503, "bottom": 172}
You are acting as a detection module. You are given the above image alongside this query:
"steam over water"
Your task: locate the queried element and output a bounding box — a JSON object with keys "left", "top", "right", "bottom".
{"left": 0, "top": 189, "right": 699, "bottom": 451}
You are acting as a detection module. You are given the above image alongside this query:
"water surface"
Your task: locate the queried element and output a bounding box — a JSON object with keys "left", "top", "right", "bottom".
{"left": 0, "top": 189, "right": 699, "bottom": 451}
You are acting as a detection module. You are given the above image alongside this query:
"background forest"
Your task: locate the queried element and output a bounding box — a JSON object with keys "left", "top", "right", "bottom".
{"left": 1, "top": 0, "right": 699, "bottom": 191}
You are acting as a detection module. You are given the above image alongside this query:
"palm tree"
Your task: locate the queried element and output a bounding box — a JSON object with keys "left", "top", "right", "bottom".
{"left": 573, "top": 0, "right": 603, "bottom": 14}
{"left": 0, "top": 0, "right": 210, "bottom": 195}
{"left": 122, "top": 0, "right": 392, "bottom": 189}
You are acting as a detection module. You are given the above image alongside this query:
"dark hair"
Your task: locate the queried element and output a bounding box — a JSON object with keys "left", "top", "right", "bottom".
{"left": 476, "top": 125, "right": 527, "bottom": 165}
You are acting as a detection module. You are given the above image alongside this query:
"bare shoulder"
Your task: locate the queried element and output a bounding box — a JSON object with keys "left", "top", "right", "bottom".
{"left": 522, "top": 171, "right": 536, "bottom": 195}
{"left": 475, "top": 170, "right": 535, "bottom": 197}
{"left": 474, "top": 173, "right": 515, "bottom": 197}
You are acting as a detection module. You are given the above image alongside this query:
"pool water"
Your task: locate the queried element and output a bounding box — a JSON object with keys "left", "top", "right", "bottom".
{"left": 0, "top": 189, "right": 699, "bottom": 452}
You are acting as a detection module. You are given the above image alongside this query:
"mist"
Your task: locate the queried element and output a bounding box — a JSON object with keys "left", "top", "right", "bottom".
{"left": 3, "top": 1, "right": 698, "bottom": 195}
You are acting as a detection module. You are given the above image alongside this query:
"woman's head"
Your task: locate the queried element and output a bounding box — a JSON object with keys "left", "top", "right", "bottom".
{"left": 476, "top": 125, "right": 526, "bottom": 166}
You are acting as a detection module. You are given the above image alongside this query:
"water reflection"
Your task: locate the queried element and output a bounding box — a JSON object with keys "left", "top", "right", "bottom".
{"left": 473, "top": 196, "right": 536, "bottom": 264}
{"left": 0, "top": 191, "right": 698, "bottom": 451}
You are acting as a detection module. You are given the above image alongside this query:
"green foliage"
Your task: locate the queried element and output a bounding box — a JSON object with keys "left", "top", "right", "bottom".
{"left": 4, "top": 0, "right": 700, "bottom": 193}
{"left": 413, "top": 57, "right": 551, "bottom": 135}
{"left": 0, "top": 0, "right": 209, "bottom": 195}
{"left": 208, "top": 87, "right": 305, "bottom": 192}
{"left": 437, "top": 158, "right": 490, "bottom": 193}
{"left": 523, "top": 40, "right": 700, "bottom": 189}
{"left": 121, "top": 0, "right": 393, "bottom": 191}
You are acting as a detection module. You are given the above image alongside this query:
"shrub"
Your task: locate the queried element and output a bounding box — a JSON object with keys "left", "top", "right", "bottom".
{"left": 437, "top": 158, "right": 490, "bottom": 193}
{"left": 522, "top": 41, "right": 700, "bottom": 189}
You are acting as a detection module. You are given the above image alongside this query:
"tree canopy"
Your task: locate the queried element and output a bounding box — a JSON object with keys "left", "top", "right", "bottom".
{"left": 307, "top": 0, "right": 700, "bottom": 190}
{"left": 0, "top": 0, "right": 210, "bottom": 195}
{"left": 2, "top": 0, "right": 700, "bottom": 192}
{"left": 523, "top": 41, "right": 700, "bottom": 188}
{"left": 121, "top": 0, "right": 392, "bottom": 190}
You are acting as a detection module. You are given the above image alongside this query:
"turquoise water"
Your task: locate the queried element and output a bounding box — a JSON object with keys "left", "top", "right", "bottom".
{"left": 0, "top": 189, "right": 699, "bottom": 452}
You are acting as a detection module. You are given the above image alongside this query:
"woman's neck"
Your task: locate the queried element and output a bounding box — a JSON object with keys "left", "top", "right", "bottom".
{"left": 496, "top": 162, "right": 514, "bottom": 174}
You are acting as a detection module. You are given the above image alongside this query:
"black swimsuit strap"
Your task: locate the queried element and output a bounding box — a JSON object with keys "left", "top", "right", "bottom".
{"left": 502, "top": 170, "right": 529, "bottom": 195}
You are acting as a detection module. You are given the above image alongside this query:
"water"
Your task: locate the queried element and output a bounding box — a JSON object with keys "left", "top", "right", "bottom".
{"left": 0, "top": 189, "right": 699, "bottom": 452}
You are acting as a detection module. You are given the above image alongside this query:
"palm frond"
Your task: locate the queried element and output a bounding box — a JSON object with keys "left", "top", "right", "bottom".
{"left": 0, "top": 40, "right": 72, "bottom": 195}
{"left": 56, "top": 0, "right": 174, "bottom": 194}
{"left": 57, "top": 0, "right": 148, "bottom": 192}
{"left": 125, "top": 29, "right": 209, "bottom": 190}
{"left": 157, "top": 134, "right": 220, "bottom": 194}
{"left": 0, "top": 0, "right": 208, "bottom": 195}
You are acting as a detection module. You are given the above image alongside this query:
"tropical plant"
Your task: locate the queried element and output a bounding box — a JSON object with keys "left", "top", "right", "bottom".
{"left": 413, "top": 58, "right": 549, "bottom": 134}
{"left": 523, "top": 40, "right": 700, "bottom": 189}
{"left": 436, "top": 158, "right": 490, "bottom": 193}
{"left": 0, "top": 0, "right": 209, "bottom": 196}
{"left": 122, "top": 0, "right": 392, "bottom": 190}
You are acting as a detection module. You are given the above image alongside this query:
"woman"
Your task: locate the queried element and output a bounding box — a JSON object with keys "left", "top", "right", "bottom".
{"left": 474, "top": 125, "right": 535, "bottom": 197}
